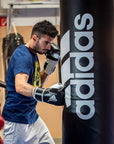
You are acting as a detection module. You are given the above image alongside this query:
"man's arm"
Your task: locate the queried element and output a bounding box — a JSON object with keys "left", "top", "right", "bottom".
{"left": 40, "top": 70, "right": 49, "bottom": 88}
{"left": 15, "top": 70, "right": 49, "bottom": 97}
{"left": 15, "top": 72, "right": 34, "bottom": 97}
{"left": 15, "top": 72, "right": 65, "bottom": 106}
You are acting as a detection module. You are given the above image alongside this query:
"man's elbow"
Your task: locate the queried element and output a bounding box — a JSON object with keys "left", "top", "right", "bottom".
{"left": 15, "top": 84, "right": 24, "bottom": 94}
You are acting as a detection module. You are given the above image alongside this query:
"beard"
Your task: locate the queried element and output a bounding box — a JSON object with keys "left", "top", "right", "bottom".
{"left": 34, "top": 45, "right": 48, "bottom": 54}
{"left": 33, "top": 41, "right": 46, "bottom": 54}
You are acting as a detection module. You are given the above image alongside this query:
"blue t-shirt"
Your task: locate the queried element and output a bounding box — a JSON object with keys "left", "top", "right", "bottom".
{"left": 2, "top": 45, "right": 41, "bottom": 124}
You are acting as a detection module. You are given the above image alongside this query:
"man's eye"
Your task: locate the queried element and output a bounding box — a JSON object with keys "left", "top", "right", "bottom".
{"left": 45, "top": 41, "right": 49, "bottom": 44}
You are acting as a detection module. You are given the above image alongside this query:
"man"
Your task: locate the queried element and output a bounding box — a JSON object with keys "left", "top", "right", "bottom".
{"left": 2, "top": 20, "right": 64, "bottom": 144}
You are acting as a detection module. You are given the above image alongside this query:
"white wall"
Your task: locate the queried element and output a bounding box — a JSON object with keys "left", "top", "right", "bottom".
{"left": 0, "top": 0, "right": 60, "bottom": 26}
{"left": 0, "top": 0, "right": 7, "bottom": 15}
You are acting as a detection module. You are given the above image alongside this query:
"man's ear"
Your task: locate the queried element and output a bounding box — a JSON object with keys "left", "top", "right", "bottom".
{"left": 32, "top": 35, "right": 38, "bottom": 41}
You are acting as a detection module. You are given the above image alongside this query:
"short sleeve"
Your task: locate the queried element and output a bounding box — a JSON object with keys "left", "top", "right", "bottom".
{"left": 12, "top": 52, "right": 33, "bottom": 76}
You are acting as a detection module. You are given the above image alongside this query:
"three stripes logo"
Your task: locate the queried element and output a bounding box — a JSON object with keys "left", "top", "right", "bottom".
{"left": 48, "top": 95, "right": 57, "bottom": 103}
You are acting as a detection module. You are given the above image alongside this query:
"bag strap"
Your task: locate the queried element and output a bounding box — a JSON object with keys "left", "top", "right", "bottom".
{"left": 7, "top": 4, "right": 13, "bottom": 35}
{"left": 12, "top": 22, "right": 18, "bottom": 36}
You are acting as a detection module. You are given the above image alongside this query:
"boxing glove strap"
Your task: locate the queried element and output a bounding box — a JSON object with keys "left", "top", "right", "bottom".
{"left": 32, "top": 87, "right": 44, "bottom": 102}
{"left": 43, "top": 59, "right": 58, "bottom": 75}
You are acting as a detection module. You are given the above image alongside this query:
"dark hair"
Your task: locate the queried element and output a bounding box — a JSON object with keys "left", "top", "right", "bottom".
{"left": 31, "top": 20, "right": 58, "bottom": 38}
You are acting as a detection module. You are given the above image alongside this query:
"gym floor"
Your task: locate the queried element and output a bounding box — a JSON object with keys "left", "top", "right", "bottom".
{"left": 54, "top": 138, "right": 62, "bottom": 144}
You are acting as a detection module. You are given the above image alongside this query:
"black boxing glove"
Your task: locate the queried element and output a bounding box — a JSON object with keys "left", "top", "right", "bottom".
{"left": 43, "top": 43, "right": 60, "bottom": 75}
{"left": 32, "top": 83, "right": 65, "bottom": 106}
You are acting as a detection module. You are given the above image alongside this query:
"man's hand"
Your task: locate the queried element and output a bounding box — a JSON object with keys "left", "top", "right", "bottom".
{"left": 43, "top": 43, "right": 60, "bottom": 75}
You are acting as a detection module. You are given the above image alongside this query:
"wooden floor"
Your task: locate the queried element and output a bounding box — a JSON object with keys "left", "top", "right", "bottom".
{"left": 54, "top": 138, "right": 62, "bottom": 144}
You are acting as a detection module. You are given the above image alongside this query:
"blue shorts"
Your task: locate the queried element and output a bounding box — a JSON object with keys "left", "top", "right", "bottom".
{"left": 4, "top": 117, "right": 55, "bottom": 144}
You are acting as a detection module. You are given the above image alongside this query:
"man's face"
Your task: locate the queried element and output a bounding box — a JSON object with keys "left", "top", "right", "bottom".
{"left": 33, "top": 34, "right": 54, "bottom": 54}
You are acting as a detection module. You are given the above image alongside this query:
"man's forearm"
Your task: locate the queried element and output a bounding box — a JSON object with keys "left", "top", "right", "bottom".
{"left": 40, "top": 70, "right": 49, "bottom": 88}
{"left": 15, "top": 73, "right": 34, "bottom": 97}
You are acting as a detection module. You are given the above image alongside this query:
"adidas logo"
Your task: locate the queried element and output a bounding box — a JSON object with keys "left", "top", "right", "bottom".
{"left": 48, "top": 95, "right": 57, "bottom": 102}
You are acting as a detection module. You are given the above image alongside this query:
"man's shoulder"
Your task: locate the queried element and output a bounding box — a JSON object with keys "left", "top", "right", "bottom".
{"left": 14, "top": 45, "right": 30, "bottom": 57}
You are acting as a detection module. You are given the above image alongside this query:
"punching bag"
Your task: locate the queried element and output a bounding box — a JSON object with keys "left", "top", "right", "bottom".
{"left": 2, "top": 33, "right": 24, "bottom": 76}
{"left": 60, "top": 0, "right": 113, "bottom": 144}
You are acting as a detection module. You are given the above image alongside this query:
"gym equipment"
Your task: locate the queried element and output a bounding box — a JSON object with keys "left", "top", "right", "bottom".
{"left": 2, "top": 4, "right": 24, "bottom": 76}
{"left": 0, "top": 80, "right": 6, "bottom": 88}
{"left": 0, "top": 115, "right": 4, "bottom": 130}
{"left": 60, "top": 0, "right": 113, "bottom": 144}
{"left": 33, "top": 83, "right": 65, "bottom": 106}
{"left": 0, "top": 115, "right": 4, "bottom": 144}
{"left": 44, "top": 43, "right": 60, "bottom": 75}
{"left": 0, "top": 137, "right": 3, "bottom": 144}
{"left": 2, "top": 32, "right": 24, "bottom": 71}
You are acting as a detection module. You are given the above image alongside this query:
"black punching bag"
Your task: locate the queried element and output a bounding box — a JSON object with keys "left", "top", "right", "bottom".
{"left": 60, "top": 0, "right": 113, "bottom": 144}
